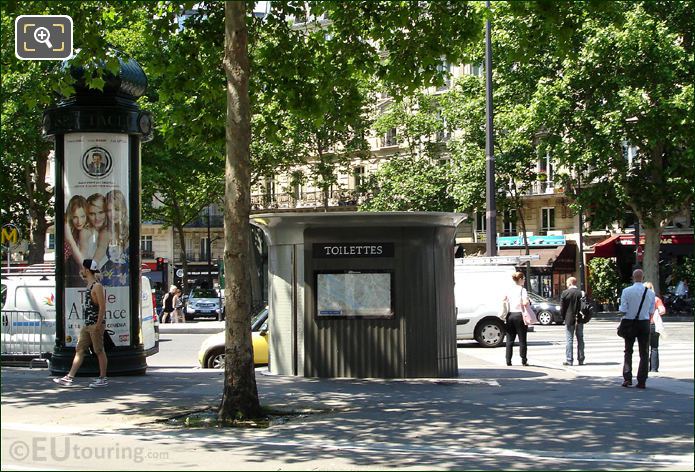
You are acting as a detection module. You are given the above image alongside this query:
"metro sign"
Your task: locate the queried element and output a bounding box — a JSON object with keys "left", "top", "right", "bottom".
{"left": 1, "top": 224, "right": 21, "bottom": 249}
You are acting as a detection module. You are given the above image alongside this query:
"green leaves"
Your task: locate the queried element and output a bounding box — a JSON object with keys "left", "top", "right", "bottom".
{"left": 360, "top": 155, "right": 457, "bottom": 212}
{"left": 531, "top": 1, "right": 694, "bottom": 231}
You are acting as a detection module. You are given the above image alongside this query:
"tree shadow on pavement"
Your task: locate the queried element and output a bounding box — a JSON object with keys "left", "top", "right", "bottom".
{"left": 2, "top": 365, "right": 693, "bottom": 470}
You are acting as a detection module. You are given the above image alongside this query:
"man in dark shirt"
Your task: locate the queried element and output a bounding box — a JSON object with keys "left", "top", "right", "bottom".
{"left": 561, "top": 277, "right": 584, "bottom": 366}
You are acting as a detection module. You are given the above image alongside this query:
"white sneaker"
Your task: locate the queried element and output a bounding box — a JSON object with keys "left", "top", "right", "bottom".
{"left": 89, "top": 377, "right": 108, "bottom": 388}
{"left": 53, "top": 375, "right": 74, "bottom": 386}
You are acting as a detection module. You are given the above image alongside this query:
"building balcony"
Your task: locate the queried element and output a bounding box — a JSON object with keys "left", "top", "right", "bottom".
{"left": 141, "top": 250, "right": 155, "bottom": 259}
{"left": 185, "top": 214, "right": 224, "bottom": 228}
{"left": 526, "top": 181, "right": 559, "bottom": 196}
{"left": 251, "top": 190, "right": 364, "bottom": 212}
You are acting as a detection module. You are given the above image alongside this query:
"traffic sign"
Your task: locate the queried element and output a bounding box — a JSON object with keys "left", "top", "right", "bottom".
{"left": 1, "top": 224, "right": 21, "bottom": 250}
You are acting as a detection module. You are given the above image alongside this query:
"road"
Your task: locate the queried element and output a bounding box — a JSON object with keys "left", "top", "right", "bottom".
{"left": 460, "top": 320, "right": 695, "bottom": 383}
{"left": 154, "top": 320, "right": 694, "bottom": 383}
{"left": 2, "top": 319, "right": 693, "bottom": 471}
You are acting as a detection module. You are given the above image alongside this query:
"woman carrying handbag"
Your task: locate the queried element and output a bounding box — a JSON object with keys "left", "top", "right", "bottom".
{"left": 503, "top": 272, "right": 533, "bottom": 366}
{"left": 644, "top": 282, "right": 666, "bottom": 372}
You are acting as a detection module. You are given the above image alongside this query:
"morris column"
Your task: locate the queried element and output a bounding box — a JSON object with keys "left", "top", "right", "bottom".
{"left": 43, "top": 53, "right": 153, "bottom": 375}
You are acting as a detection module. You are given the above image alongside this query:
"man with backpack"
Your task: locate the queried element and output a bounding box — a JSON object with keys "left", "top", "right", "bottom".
{"left": 561, "top": 277, "right": 585, "bottom": 366}
{"left": 160, "top": 285, "right": 176, "bottom": 323}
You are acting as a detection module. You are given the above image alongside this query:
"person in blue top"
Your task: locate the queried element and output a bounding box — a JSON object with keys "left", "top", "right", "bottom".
{"left": 618, "top": 269, "right": 656, "bottom": 389}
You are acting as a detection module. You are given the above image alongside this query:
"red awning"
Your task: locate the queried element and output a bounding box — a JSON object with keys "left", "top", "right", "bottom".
{"left": 591, "top": 234, "right": 622, "bottom": 257}
{"left": 591, "top": 233, "right": 694, "bottom": 257}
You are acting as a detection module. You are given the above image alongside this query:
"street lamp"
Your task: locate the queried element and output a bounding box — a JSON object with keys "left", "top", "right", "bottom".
{"left": 484, "top": 0, "right": 497, "bottom": 256}
{"left": 207, "top": 204, "right": 212, "bottom": 288}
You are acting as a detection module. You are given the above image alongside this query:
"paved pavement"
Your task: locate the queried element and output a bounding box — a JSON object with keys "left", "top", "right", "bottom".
{"left": 2, "top": 322, "right": 694, "bottom": 471}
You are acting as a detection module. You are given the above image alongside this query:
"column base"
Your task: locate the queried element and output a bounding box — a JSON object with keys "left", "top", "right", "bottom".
{"left": 49, "top": 346, "right": 147, "bottom": 376}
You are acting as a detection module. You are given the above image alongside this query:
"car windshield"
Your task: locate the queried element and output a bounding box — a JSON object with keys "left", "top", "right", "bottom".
{"left": 251, "top": 307, "right": 269, "bottom": 331}
{"left": 191, "top": 289, "right": 218, "bottom": 298}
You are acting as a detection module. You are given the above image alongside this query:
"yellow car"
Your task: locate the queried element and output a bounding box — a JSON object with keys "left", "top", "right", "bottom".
{"left": 197, "top": 307, "right": 269, "bottom": 369}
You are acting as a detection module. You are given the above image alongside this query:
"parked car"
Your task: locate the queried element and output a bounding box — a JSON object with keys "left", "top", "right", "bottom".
{"left": 185, "top": 287, "right": 222, "bottom": 321}
{"left": 198, "top": 307, "right": 269, "bottom": 369}
{"left": 528, "top": 292, "right": 563, "bottom": 325}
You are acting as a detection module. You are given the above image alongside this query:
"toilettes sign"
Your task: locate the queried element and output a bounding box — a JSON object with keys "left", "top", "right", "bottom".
{"left": 313, "top": 243, "right": 394, "bottom": 258}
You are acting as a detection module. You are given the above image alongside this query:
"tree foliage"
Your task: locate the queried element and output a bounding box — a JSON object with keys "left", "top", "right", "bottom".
{"left": 1, "top": 1, "right": 152, "bottom": 263}
{"left": 588, "top": 257, "right": 621, "bottom": 305}
{"left": 360, "top": 156, "right": 456, "bottom": 212}
{"left": 531, "top": 1, "right": 694, "bottom": 293}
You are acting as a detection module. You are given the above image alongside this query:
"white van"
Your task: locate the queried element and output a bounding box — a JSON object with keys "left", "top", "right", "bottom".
{"left": 1, "top": 268, "right": 158, "bottom": 357}
{"left": 454, "top": 258, "right": 526, "bottom": 348}
{"left": 139, "top": 275, "right": 159, "bottom": 356}
{"left": 1, "top": 275, "right": 57, "bottom": 354}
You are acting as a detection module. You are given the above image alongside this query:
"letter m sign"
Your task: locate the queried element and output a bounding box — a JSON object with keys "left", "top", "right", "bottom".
{"left": 1, "top": 224, "right": 20, "bottom": 249}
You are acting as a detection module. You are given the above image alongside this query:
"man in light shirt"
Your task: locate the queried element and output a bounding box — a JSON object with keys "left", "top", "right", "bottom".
{"left": 618, "top": 269, "right": 656, "bottom": 389}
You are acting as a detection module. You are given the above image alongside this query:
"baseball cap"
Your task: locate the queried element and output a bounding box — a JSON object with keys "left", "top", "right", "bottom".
{"left": 82, "top": 259, "right": 100, "bottom": 273}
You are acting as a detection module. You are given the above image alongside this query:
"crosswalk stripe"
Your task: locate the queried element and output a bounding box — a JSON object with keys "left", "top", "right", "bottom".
{"left": 470, "top": 341, "right": 693, "bottom": 374}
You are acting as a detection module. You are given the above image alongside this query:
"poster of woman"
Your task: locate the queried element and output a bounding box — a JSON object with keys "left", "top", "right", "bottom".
{"left": 63, "top": 133, "right": 131, "bottom": 347}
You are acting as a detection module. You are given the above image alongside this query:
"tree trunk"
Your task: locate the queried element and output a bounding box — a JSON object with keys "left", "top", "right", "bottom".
{"left": 516, "top": 203, "right": 532, "bottom": 285}
{"left": 642, "top": 225, "right": 662, "bottom": 295}
{"left": 219, "top": 0, "right": 261, "bottom": 422}
{"left": 26, "top": 151, "right": 51, "bottom": 264}
{"left": 27, "top": 217, "right": 49, "bottom": 264}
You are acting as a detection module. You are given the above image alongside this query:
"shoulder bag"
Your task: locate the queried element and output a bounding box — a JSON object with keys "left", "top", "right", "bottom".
{"left": 522, "top": 288, "right": 538, "bottom": 325}
{"left": 617, "top": 287, "right": 647, "bottom": 338}
{"left": 500, "top": 298, "right": 510, "bottom": 321}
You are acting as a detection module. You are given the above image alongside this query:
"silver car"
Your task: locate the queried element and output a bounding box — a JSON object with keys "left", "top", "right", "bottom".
{"left": 185, "top": 288, "right": 221, "bottom": 320}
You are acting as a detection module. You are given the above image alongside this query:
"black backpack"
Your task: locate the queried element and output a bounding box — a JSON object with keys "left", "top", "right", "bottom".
{"left": 579, "top": 297, "right": 596, "bottom": 324}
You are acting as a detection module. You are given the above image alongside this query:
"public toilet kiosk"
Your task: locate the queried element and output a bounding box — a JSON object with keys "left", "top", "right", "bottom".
{"left": 252, "top": 212, "right": 465, "bottom": 379}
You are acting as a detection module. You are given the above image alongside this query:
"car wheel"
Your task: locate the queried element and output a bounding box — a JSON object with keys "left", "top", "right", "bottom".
{"left": 206, "top": 349, "right": 225, "bottom": 369}
{"left": 474, "top": 319, "right": 505, "bottom": 348}
{"left": 537, "top": 311, "right": 553, "bottom": 325}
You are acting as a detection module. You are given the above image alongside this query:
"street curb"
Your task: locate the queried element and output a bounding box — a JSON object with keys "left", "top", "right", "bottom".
{"left": 159, "top": 322, "right": 224, "bottom": 335}
{"left": 594, "top": 312, "right": 693, "bottom": 322}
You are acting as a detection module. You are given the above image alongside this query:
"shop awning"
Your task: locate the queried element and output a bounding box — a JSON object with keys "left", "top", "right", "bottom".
{"left": 497, "top": 244, "right": 573, "bottom": 269}
{"left": 591, "top": 233, "right": 694, "bottom": 258}
{"left": 591, "top": 234, "right": 622, "bottom": 257}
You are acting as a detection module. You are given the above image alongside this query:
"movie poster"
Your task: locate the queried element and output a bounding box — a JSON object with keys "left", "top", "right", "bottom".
{"left": 62, "top": 133, "right": 131, "bottom": 347}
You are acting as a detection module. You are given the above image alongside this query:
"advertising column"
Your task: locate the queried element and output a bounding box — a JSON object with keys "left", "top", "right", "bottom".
{"left": 63, "top": 133, "right": 131, "bottom": 348}
{"left": 44, "top": 53, "right": 152, "bottom": 376}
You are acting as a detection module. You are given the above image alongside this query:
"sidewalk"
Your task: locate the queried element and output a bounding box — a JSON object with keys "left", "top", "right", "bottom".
{"left": 2, "top": 360, "right": 693, "bottom": 470}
